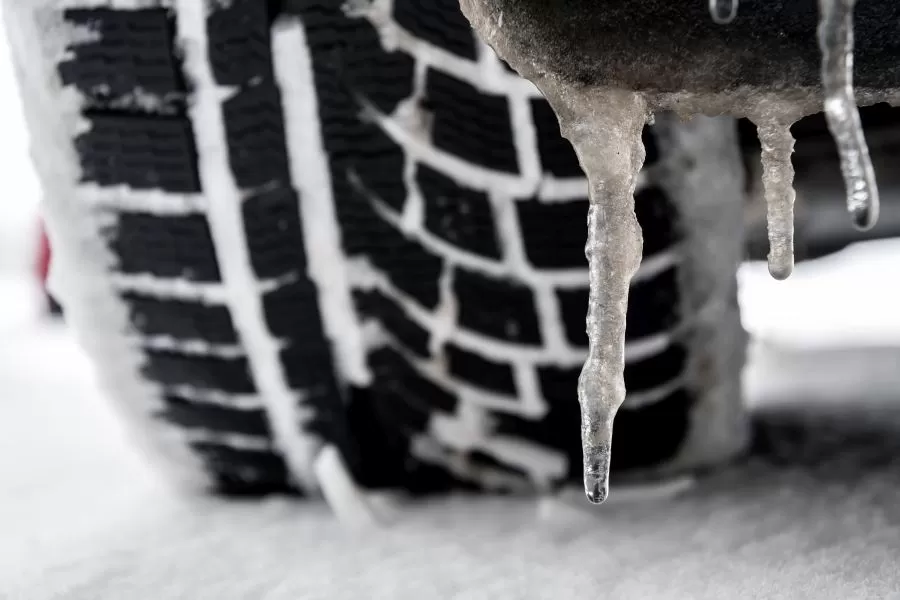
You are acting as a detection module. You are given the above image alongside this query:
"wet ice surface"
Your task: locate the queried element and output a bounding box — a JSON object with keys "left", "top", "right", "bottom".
{"left": 755, "top": 118, "right": 797, "bottom": 280}
{"left": 818, "top": 0, "right": 880, "bottom": 230}
{"left": 577, "top": 94, "right": 648, "bottom": 503}
{"left": 536, "top": 89, "right": 648, "bottom": 504}
{"left": 3, "top": 266, "right": 900, "bottom": 598}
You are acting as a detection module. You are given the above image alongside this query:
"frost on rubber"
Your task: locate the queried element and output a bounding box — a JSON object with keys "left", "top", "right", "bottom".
{"left": 4, "top": 0, "right": 356, "bottom": 496}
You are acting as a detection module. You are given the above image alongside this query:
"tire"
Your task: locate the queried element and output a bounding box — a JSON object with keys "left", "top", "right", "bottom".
{"left": 4, "top": 0, "right": 749, "bottom": 497}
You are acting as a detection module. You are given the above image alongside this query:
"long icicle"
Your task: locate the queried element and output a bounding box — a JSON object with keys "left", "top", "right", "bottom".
{"left": 563, "top": 91, "right": 648, "bottom": 504}
{"left": 818, "top": 0, "right": 880, "bottom": 230}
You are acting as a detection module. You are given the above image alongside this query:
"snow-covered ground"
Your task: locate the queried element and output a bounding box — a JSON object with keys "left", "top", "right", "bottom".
{"left": 2, "top": 271, "right": 900, "bottom": 599}
{"left": 2, "top": 15, "right": 900, "bottom": 599}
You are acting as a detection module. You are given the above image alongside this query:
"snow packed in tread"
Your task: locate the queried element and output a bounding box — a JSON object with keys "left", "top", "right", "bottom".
{"left": 60, "top": 8, "right": 184, "bottom": 108}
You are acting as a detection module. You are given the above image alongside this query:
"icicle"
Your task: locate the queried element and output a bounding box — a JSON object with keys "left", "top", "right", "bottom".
{"left": 755, "top": 119, "right": 797, "bottom": 280}
{"left": 818, "top": 0, "right": 880, "bottom": 230}
{"left": 552, "top": 91, "right": 648, "bottom": 504}
{"left": 709, "top": 0, "right": 738, "bottom": 24}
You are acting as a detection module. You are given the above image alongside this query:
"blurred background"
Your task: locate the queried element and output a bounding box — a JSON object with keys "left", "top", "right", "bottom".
{"left": 2, "top": 8, "right": 900, "bottom": 598}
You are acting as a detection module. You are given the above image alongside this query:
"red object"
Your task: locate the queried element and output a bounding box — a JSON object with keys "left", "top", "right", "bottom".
{"left": 36, "top": 220, "right": 62, "bottom": 315}
{"left": 36, "top": 221, "right": 52, "bottom": 289}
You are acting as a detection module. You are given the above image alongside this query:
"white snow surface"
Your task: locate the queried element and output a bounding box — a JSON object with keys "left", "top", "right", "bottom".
{"left": 3, "top": 284, "right": 900, "bottom": 599}
{"left": 2, "top": 13, "right": 900, "bottom": 599}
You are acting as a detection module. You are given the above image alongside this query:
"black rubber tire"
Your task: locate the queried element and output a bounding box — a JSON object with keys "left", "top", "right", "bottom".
{"left": 5, "top": 0, "right": 748, "bottom": 496}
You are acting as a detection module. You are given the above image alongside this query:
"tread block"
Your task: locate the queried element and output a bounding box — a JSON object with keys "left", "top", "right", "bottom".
{"left": 314, "top": 80, "right": 377, "bottom": 165}
{"left": 277, "top": 345, "right": 346, "bottom": 447}
{"left": 190, "top": 442, "right": 292, "bottom": 495}
{"left": 338, "top": 20, "right": 416, "bottom": 115}
{"left": 106, "top": 213, "right": 220, "bottom": 282}
{"left": 625, "top": 344, "right": 689, "bottom": 394}
{"left": 417, "top": 164, "right": 502, "bottom": 259}
{"left": 349, "top": 390, "right": 480, "bottom": 493}
{"left": 345, "top": 386, "right": 454, "bottom": 491}
{"left": 446, "top": 343, "right": 518, "bottom": 396}
{"left": 261, "top": 280, "right": 326, "bottom": 341}
{"left": 620, "top": 264, "right": 682, "bottom": 339}
{"left": 369, "top": 347, "right": 459, "bottom": 414}
{"left": 518, "top": 187, "right": 679, "bottom": 271}
{"left": 242, "top": 186, "right": 306, "bottom": 279}
{"left": 143, "top": 350, "right": 256, "bottom": 394}
{"left": 371, "top": 385, "right": 432, "bottom": 436}
{"left": 76, "top": 111, "right": 200, "bottom": 192}
{"left": 207, "top": 0, "right": 276, "bottom": 86}
{"left": 392, "top": 0, "right": 478, "bottom": 59}
{"left": 354, "top": 290, "right": 431, "bottom": 358}
{"left": 332, "top": 178, "right": 377, "bottom": 257}
{"left": 59, "top": 8, "right": 184, "bottom": 105}
{"left": 454, "top": 267, "right": 543, "bottom": 345}
{"left": 121, "top": 292, "right": 238, "bottom": 344}
{"left": 289, "top": 0, "right": 413, "bottom": 114}
{"left": 557, "top": 265, "right": 682, "bottom": 348}
{"left": 609, "top": 388, "right": 691, "bottom": 470}
{"left": 330, "top": 125, "right": 408, "bottom": 251}
{"left": 346, "top": 186, "right": 444, "bottom": 308}
{"left": 531, "top": 99, "right": 583, "bottom": 178}
{"left": 368, "top": 217, "right": 444, "bottom": 310}
{"left": 491, "top": 367, "right": 582, "bottom": 480}
{"left": 516, "top": 198, "right": 589, "bottom": 269}
{"left": 352, "top": 142, "right": 407, "bottom": 213}
{"left": 635, "top": 185, "right": 681, "bottom": 256}
{"left": 158, "top": 394, "right": 271, "bottom": 437}
{"left": 222, "top": 84, "right": 291, "bottom": 189}
{"left": 424, "top": 69, "right": 519, "bottom": 174}
{"left": 279, "top": 344, "right": 338, "bottom": 392}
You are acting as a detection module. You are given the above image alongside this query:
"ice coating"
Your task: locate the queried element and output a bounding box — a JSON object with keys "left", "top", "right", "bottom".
{"left": 539, "top": 89, "right": 648, "bottom": 504}
{"left": 754, "top": 118, "right": 796, "bottom": 280}
{"left": 578, "top": 93, "right": 647, "bottom": 504}
{"left": 818, "top": 0, "right": 880, "bottom": 230}
{"left": 457, "top": 0, "right": 897, "bottom": 505}
{"left": 709, "top": 0, "right": 738, "bottom": 24}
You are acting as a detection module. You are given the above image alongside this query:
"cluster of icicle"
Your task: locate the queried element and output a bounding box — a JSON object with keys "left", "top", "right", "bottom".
{"left": 709, "top": 0, "right": 879, "bottom": 281}
{"left": 577, "top": 0, "right": 880, "bottom": 504}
